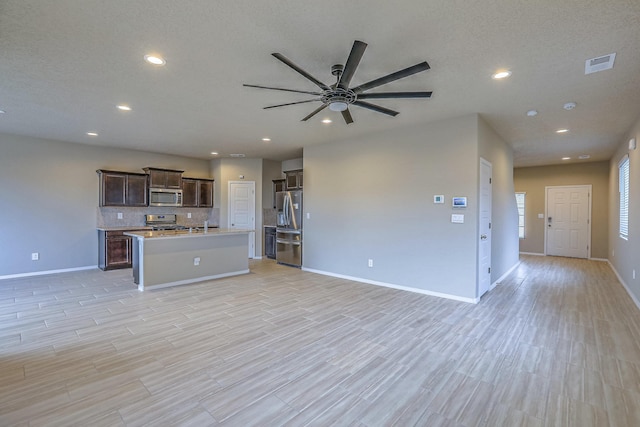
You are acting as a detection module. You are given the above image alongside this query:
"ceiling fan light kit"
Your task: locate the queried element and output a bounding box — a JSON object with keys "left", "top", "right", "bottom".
{"left": 244, "top": 40, "right": 432, "bottom": 124}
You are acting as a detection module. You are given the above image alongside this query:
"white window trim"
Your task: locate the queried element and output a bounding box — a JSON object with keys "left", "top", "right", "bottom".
{"left": 619, "top": 154, "right": 630, "bottom": 240}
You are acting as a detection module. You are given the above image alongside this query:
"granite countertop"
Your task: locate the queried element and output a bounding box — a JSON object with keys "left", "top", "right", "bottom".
{"left": 97, "top": 224, "right": 218, "bottom": 231}
{"left": 124, "top": 228, "right": 253, "bottom": 240}
{"left": 97, "top": 226, "right": 153, "bottom": 231}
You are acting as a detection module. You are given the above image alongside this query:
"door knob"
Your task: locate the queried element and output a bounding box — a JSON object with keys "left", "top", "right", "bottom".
{"left": 481, "top": 234, "right": 487, "bottom": 240}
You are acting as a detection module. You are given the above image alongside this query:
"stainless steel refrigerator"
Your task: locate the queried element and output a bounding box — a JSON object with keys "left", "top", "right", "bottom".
{"left": 276, "top": 190, "right": 302, "bottom": 267}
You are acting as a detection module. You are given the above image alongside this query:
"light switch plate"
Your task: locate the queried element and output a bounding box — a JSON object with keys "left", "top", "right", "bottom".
{"left": 538, "top": 213, "right": 544, "bottom": 219}
{"left": 434, "top": 195, "right": 444, "bottom": 204}
{"left": 117, "top": 212, "right": 123, "bottom": 220}
{"left": 451, "top": 214, "right": 465, "bottom": 223}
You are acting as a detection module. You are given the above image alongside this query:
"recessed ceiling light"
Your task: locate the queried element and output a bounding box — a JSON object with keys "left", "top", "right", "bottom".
{"left": 562, "top": 157, "right": 571, "bottom": 160}
{"left": 262, "top": 137, "right": 271, "bottom": 142}
{"left": 86, "top": 132, "right": 98, "bottom": 137}
{"left": 117, "top": 104, "right": 132, "bottom": 111}
{"left": 556, "top": 128, "right": 569, "bottom": 134}
{"left": 578, "top": 154, "right": 591, "bottom": 160}
{"left": 563, "top": 102, "right": 576, "bottom": 110}
{"left": 322, "top": 118, "right": 332, "bottom": 124}
{"left": 210, "top": 151, "right": 219, "bottom": 156}
{"left": 526, "top": 110, "right": 538, "bottom": 117}
{"left": 144, "top": 54, "right": 166, "bottom": 66}
{"left": 492, "top": 70, "right": 512, "bottom": 80}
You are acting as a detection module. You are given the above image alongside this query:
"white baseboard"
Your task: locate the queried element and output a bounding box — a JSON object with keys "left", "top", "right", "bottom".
{"left": 0, "top": 265, "right": 97, "bottom": 280}
{"left": 140, "top": 269, "right": 250, "bottom": 291}
{"left": 519, "top": 252, "right": 545, "bottom": 256}
{"left": 589, "top": 257, "right": 609, "bottom": 262}
{"left": 301, "top": 267, "right": 479, "bottom": 304}
{"left": 491, "top": 260, "right": 520, "bottom": 290}
{"left": 607, "top": 261, "right": 640, "bottom": 312}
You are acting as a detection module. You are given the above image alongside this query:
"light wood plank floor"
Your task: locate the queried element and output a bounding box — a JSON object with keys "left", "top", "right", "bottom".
{"left": 1, "top": 255, "right": 640, "bottom": 426}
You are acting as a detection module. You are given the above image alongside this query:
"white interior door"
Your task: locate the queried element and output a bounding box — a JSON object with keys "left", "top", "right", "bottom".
{"left": 228, "top": 181, "right": 256, "bottom": 258}
{"left": 545, "top": 185, "right": 591, "bottom": 258}
{"left": 478, "top": 158, "right": 492, "bottom": 297}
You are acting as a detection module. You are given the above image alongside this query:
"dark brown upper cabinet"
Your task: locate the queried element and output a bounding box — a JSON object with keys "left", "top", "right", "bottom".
{"left": 285, "top": 169, "right": 303, "bottom": 190}
{"left": 97, "top": 170, "right": 148, "bottom": 207}
{"left": 272, "top": 179, "right": 285, "bottom": 208}
{"left": 143, "top": 167, "right": 183, "bottom": 189}
{"left": 182, "top": 177, "right": 214, "bottom": 208}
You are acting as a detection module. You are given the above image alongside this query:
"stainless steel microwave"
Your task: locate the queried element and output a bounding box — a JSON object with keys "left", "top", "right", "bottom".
{"left": 149, "top": 188, "right": 183, "bottom": 207}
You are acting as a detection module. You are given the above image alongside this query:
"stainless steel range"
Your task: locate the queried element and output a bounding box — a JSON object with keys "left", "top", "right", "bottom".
{"left": 145, "top": 214, "right": 186, "bottom": 231}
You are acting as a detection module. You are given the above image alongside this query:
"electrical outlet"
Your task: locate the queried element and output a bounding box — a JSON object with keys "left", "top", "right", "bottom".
{"left": 634, "top": 270, "right": 636, "bottom": 280}
{"left": 194, "top": 257, "right": 200, "bottom": 266}
{"left": 368, "top": 259, "right": 373, "bottom": 268}
{"left": 117, "top": 212, "right": 123, "bottom": 220}
{"left": 31, "top": 252, "right": 39, "bottom": 261}
{"left": 187, "top": 213, "right": 192, "bottom": 219}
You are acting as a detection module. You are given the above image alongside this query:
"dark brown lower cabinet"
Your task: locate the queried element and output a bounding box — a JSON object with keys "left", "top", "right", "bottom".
{"left": 98, "top": 229, "right": 141, "bottom": 270}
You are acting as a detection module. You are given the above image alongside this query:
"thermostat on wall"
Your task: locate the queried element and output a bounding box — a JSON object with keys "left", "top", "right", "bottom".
{"left": 452, "top": 197, "right": 467, "bottom": 208}
{"left": 434, "top": 195, "right": 444, "bottom": 204}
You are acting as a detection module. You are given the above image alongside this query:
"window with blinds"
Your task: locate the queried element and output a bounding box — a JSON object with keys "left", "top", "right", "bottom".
{"left": 515, "top": 192, "right": 525, "bottom": 239}
{"left": 619, "top": 155, "right": 630, "bottom": 239}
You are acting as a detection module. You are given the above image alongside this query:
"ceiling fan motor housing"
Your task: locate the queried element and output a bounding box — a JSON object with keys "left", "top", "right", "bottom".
{"left": 321, "top": 88, "right": 357, "bottom": 109}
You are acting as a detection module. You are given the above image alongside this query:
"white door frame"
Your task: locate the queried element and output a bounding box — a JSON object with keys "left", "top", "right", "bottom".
{"left": 228, "top": 181, "right": 256, "bottom": 258}
{"left": 544, "top": 185, "right": 592, "bottom": 258}
{"left": 478, "top": 158, "right": 492, "bottom": 298}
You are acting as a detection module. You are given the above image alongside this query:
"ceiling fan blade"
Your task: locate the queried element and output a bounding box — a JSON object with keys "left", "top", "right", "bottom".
{"left": 352, "top": 100, "right": 399, "bottom": 117}
{"left": 352, "top": 61, "right": 431, "bottom": 94}
{"left": 264, "top": 99, "right": 321, "bottom": 109}
{"left": 272, "top": 53, "right": 331, "bottom": 91}
{"left": 243, "top": 84, "right": 322, "bottom": 96}
{"left": 338, "top": 40, "right": 367, "bottom": 89}
{"left": 358, "top": 91, "right": 432, "bottom": 99}
{"left": 301, "top": 104, "right": 328, "bottom": 121}
{"left": 341, "top": 108, "right": 354, "bottom": 124}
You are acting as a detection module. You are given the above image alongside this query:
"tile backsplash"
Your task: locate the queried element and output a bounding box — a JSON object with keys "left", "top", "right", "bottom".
{"left": 97, "top": 207, "right": 220, "bottom": 228}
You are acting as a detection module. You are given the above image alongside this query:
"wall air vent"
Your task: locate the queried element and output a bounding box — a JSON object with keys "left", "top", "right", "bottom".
{"left": 585, "top": 53, "right": 616, "bottom": 75}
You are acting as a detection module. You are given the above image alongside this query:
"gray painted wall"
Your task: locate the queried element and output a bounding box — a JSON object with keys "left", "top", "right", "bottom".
{"left": 303, "top": 115, "right": 504, "bottom": 300}
{"left": 262, "top": 159, "right": 283, "bottom": 209}
{"left": 0, "top": 133, "right": 212, "bottom": 276}
{"left": 609, "top": 114, "right": 640, "bottom": 302}
{"left": 212, "top": 158, "right": 264, "bottom": 257}
{"left": 478, "top": 116, "right": 520, "bottom": 287}
{"left": 282, "top": 158, "right": 303, "bottom": 172}
{"left": 514, "top": 161, "right": 610, "bottom": 258}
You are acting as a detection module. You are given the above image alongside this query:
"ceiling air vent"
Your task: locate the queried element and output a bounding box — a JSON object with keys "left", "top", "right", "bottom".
{"left": 585, "top": 53, "right": 616, "bottom": 75}
{"left": 229, "top": 153, "right": 246, "bottom": 158}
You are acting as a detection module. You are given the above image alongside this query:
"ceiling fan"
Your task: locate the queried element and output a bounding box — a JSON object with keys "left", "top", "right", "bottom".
{"left": 243, "top": 40, "right": 432, "bottom": 124}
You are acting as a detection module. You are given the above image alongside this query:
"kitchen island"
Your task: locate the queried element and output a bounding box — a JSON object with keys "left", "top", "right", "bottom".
{"left": 124, "top": 228, "right": 252, "bottom": 291}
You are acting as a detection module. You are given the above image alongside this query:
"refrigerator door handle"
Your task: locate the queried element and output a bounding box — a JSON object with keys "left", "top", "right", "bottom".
{"left": 288, "top": 192, "right": 297, "bottom": 230}
{"left": 284, "top": 193, "right": 290, "bottom": 226}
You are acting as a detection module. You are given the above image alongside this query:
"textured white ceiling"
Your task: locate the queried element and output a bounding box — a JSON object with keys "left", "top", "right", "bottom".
{"left": 1, "top": 0, "right": 639, "bottom": 166}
